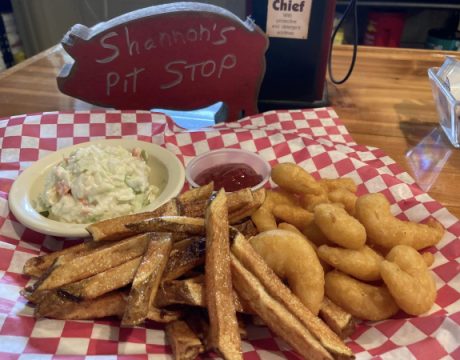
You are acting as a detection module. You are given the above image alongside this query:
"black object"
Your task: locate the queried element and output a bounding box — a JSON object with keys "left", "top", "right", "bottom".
{"left": 250, "top": 0, "right": 336, "bottom": 110}
{"left": 328, "top": 0, "right": 358, "bottom": 85}
{"left": 0, "top": 13, "right": 14, "bottom": 68}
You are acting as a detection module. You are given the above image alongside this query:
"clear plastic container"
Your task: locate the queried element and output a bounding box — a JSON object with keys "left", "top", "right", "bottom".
{"left": 428, "top": 57, "right": 460, "bottom": 148}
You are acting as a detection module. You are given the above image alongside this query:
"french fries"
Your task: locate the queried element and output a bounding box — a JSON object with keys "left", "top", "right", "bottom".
{"left": 204, "top": 189, "right": 242, "bottom": 359}
{"left": 22, "top": 180, "right": 376, "bottom": 360}
{"left": 166, "top": 320, "right": 205, "bottom": 360}
{"left": 33, "top": 233, "right": 151, "bottom": 292}
{"left": 87, "top": 199, "right": 180, "bottom": 241}
{"left": 122, "top": 233, "right": 173, "bottom": 326}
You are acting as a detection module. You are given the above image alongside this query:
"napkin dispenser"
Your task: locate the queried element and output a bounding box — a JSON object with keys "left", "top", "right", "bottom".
{"left": 250, "top": 0, "right": 336, "bottom": 110}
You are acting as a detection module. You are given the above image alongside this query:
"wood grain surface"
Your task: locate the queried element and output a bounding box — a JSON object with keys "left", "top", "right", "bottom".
{"left": 1, "top": 44, "right": 459, "bottom": 217}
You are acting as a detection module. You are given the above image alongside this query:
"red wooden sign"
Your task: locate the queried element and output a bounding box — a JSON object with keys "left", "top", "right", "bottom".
{"left": 57, "top": 2, "right": 268, "bottom": 121}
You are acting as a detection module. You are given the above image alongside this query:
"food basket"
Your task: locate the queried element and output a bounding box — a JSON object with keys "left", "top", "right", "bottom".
{"left": 0, "top": 109, "right": 458, "bottom": 359}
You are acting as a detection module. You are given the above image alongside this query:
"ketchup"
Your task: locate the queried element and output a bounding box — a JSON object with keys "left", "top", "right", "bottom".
{"left": 194, "top": 163, "right": 263, "bottom": 192}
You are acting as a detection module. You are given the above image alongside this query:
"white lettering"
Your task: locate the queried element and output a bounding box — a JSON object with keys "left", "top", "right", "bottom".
{"left": 201, "top": 60, "right": 216, "bottom": 77}
{"left": 161, "top": 60, "right": 186, "bottom": 89}
{"left": 106, "top": 72, "right": 120, "bottom": 96}
{"left": 160, "top": 54, "right": 237, "bottom": 90}
{"left": 212, "top": 26, "right": 236, "bottom": 45}
{"left": 218, "top": 54, "right": 237, "bottom": 78}
{"left": 96, "top": 32, "right": 120, "bottom": 64}
{"left": 124, "top": 67, "right": 145, "bottom": 93}
{"left": 125, "top": 26, "right": 140, "bottom": 56}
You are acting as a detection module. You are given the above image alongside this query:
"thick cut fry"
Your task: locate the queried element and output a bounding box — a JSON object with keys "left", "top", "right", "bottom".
{"left": 59, "top": 257, "right": 142, "bottom": 300}
{"left": 249, "top": 230, "right": 324, "bottom": 315}
{"left": 380, "top": 245, "right": 436, "bottom": 316}
{"left": 228, "top": 188, "right": 266, "bottom": 224}
{"left": 177, "top": 182, "right": 214, "bottom": 204}
{"left": 272, "top": 204, "right": 314, "bottom": 229}
{"left": 205, "top": 189, "right": 242, "bottom": 360}
{"left": 226, "top": 188, "right": 253, "bottom": 212}
{"left": 325, "top": 271, "right": 399, "bottom": 321}
{"left": 147, "top": 308, "right": 183, "bottom": 323}
{"left": 162, "top": 237, "right": 205, "bottom": 281}
{"left": 122, "top": 234, "right": 173, "bottom": 326}
{"left": 155, "top": 276, "right": 249, "bottom": 313}
{"left": 179, "top": 199, "right": 207, "bottom": 218}
{"left": 355, "top": 193, "right": 444, "bottom": 250}
{"left": 231, "top": 234, "right": 353, "bottom": 359}
{"left": 314, "top": 204, "right": 366, "bottom": 250}
{"left": 319, "top": 298, "right": 356, "bottom": 339}
{"left": 178, "top": 187, "right": 252, "bottom": 218}
{"left": 185, "top": 311, "right": 212, "bottom": 351}
{"left": 87, "top": 199, "right": 179, "bottom": 241}
{"left": 166, "top": 320, "right": 205, "bottom": 360}
{"left": 318, "top": 245, "right": 383, "bottom": 282}
{"left": 23, "top": 240, "right": 111, "bottom": 278}
{"left": 231, "top": 255, "right": 333, "bottom": 360}
{"left": 251, "top": 207, "right": 277, "bottom": 232}
{"left": 126, "top": 216, "right": 205, "bottom": 235}
{"left": 233, "top": 219, "right": 258, "bottom": 238}
{"left": 35, "top": 290, "right": 127, "bottom": 319}
{"left": 33, "top": 233, "right": 151, "bottom": 292}
{"left": 272, "top": 163, "right": 323, "bottom": 195}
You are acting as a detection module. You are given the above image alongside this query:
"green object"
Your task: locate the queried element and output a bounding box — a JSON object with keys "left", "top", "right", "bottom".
{"left": 426, "top": 35, "right": 459, "bottom": 51}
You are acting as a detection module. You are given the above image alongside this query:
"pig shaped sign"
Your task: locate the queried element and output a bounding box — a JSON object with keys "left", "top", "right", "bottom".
{"left": 57, "top": 2, "right": 268, "bottom": 121}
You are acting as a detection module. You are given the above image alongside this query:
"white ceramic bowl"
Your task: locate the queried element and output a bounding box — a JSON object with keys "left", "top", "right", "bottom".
{"left": 8, "top": 139, "right": 185, "bottom": 238}
{"left": 185, "top": 148, "right": 271, "bottom": 191}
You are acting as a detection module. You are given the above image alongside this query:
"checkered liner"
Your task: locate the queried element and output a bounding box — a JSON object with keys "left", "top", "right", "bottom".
{"left": 0, "top": 109, "right": 459, "bottom": 360}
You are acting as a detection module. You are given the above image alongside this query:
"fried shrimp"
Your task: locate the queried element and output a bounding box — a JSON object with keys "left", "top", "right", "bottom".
{"left": 327, "top": 188, "right": 357, "bottom": 215}
{"left": 271, "top": 163, "right": 323, "bottom": 195}
{"left": 325, "top": 271, "right": 399, "bottom": 321}
{"left": 251, "top": 207, "right": 277, "bottom": 233}
{"left": 249, "top": 229, "right": 324, "bottom": 315}
{"left": 272, "top": 204, "right": 314, "bottom": 230}
{"left": 380, "top": 245, "right": 437, "bottom": 316}
{"left": 251, "top": 190, "right": 298, "bottom": 233}
{"left": 318, "top": 245, "right": 383, "bottom": 281}
{"left": 355, "top": 193, "right": 444, "bottom": 250}
{"left": 314, "top": 203, "right": 366, "bottom": 250}
{"left": 320, "top": 178, "right": 357, "bottom": 193}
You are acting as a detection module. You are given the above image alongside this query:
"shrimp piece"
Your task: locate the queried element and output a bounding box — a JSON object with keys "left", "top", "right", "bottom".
{"left": 272, "top": 204, "right": 314, "bottom": 230}
{"left": 314, "top": 203, "right": 366, "bottom": 250}
{"left": 421, "top": 252, "right": 435, "bottom": 268}
{"left": 251, "top": 207, "right": 277, "bottom": 233}
{"left": 380, "top": 245, "right": 437, "bottom": 316}
{"left": 271, "top": 163, "right": 323, "bottom": 195}
{"left": 325, "top": 271, "right": 399, "bottom": 321}
{"left": 320, "top": 178, "right": 357, "bottom": 193}
{"left": 327, "top": 188, "right": 357, "bottom": 215}
{"left": 355, "top": 193, "right": 444, "bottom": 250}
{"left": 249, "top": 229, "right": 324, "bottom": 315}
{"left": 318, "top": 245, "right": 383, "bottom": 281}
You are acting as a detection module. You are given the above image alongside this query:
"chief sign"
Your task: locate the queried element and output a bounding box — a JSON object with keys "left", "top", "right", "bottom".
{"left": 57, "top": 2, "right": 268, "bottom": 121}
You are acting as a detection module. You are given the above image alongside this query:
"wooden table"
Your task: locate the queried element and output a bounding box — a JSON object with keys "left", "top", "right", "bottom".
{"left": 1, "top": 44, "right": 459, "bottom": 217}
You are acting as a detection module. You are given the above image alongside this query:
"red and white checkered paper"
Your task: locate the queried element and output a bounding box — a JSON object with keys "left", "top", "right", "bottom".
{"left": 0, "top": 109, "right": 459, "bottom": 360}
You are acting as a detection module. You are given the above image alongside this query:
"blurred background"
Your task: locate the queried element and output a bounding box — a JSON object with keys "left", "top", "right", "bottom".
{"left": 1, "top": 0, "right": 460, "bottom": 72}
